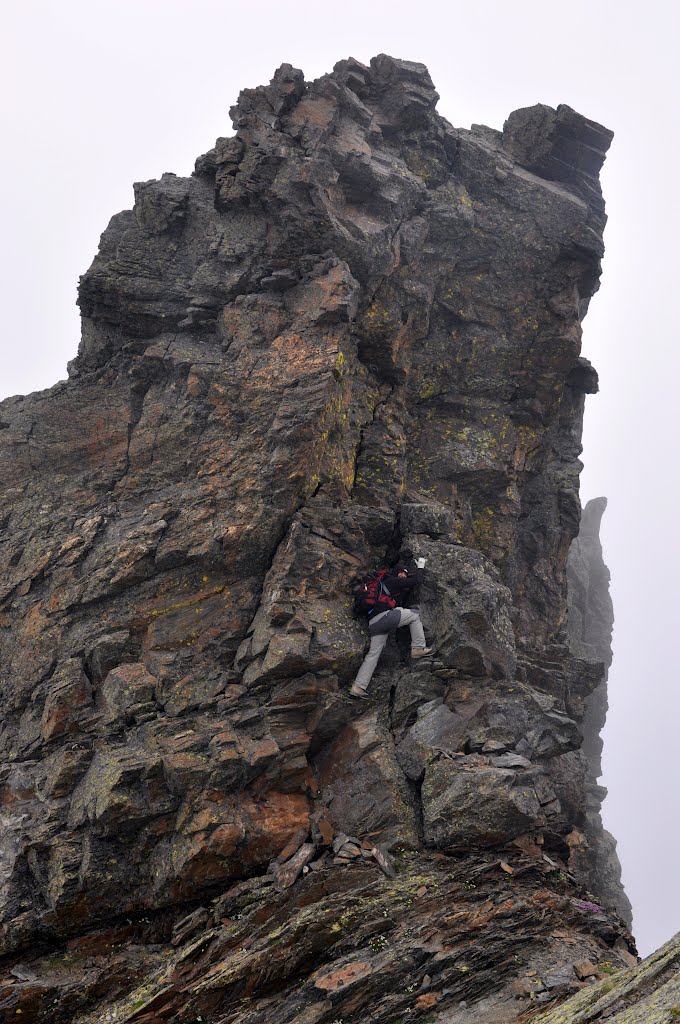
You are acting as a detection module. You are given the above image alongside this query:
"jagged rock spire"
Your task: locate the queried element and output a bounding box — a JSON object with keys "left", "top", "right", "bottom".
{"left": 0, "top": 56, "right": 628, "bottom": 1022}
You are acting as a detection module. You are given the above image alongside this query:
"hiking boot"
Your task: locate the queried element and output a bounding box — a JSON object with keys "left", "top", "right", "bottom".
{"left": 411, "top": 647, "right": 433, "bottom": 659}
{"left": 349, "top": 685, "right": 370, "bottom": 699}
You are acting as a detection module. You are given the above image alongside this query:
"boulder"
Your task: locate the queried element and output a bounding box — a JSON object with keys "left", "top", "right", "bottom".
{"left": 422, "top": 759, "right": 555, "bottom": 848}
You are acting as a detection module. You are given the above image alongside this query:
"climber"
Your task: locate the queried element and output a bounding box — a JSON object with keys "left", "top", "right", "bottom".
{"left": 349, "top": 557, "right": 432, "bottom": 698}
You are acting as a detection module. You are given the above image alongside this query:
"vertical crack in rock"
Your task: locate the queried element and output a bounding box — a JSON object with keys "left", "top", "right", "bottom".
{"left": 350, "top": 383, "right": 396, "bottom": 491}
{"left": 0, "top": 54, "right": 635, "bottom": 1024}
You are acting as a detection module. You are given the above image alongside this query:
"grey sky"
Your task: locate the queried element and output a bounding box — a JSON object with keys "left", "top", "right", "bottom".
{"left": 2, "top": 0, "right": 678, "bottom": 956}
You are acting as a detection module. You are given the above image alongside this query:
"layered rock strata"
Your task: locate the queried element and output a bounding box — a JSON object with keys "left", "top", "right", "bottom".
{"left": 533, "top": 930, "right": 680, "bottom": 1024}
{"left": 0, "top": 55, "right": 632, "bottom": 1022}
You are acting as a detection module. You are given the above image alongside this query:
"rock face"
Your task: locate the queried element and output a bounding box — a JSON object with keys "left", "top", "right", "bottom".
{"left": 0, "top": 55, "right": 632, "bottom": 1022}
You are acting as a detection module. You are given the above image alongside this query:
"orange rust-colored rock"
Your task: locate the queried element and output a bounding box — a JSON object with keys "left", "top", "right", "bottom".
{"left": 313, "top": 960, "right": 373, "bottom": 992}
{"left": 415, "top": 991, "right": 441, "bottom": 1009}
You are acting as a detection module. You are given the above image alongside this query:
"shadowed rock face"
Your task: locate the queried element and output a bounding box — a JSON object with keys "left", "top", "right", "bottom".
{"left": 0, "top": 55, "right": 632, "bottom": 1022}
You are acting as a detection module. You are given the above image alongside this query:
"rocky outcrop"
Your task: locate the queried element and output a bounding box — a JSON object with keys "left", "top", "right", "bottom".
{"left": 532, "top": 929, "right": 680, "bottom": 1023}
{"left": 0, "top": 55, "right": 632, "bottom": 1022}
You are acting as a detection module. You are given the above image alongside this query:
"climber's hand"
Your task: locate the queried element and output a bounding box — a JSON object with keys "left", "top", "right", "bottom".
{"left": 415, "top": 557, "right": 427, "bottom": 569}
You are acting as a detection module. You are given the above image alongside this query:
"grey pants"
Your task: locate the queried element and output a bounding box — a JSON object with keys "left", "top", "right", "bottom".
{"left": 353, "top": 608, "right": 427, "bottom": 691}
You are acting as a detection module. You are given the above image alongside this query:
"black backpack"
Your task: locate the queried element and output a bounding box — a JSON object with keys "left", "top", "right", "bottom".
{"left": 353, "top": 569, "right": 397, "bottom": 617}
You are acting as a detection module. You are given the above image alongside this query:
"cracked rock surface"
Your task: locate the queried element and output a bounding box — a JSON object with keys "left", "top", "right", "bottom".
{"left": 0, "top": 55, "right": 634, "bottom": 1022}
